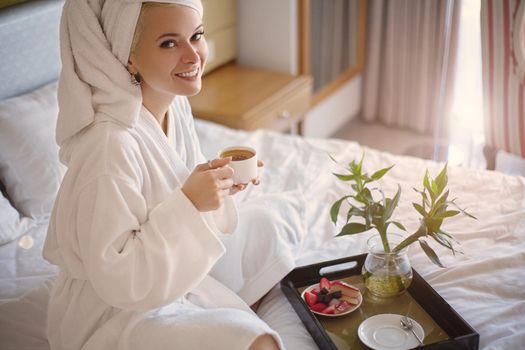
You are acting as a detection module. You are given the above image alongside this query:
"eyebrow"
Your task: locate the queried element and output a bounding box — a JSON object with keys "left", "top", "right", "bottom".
{"left": 156, "top": 24, "right": 203, "bottom": 41}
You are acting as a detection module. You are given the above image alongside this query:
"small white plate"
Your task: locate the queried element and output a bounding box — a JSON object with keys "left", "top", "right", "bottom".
{"left": 358, "top": 314, "right": 424, "bottom": 350}
{"left": 301, "top": 283, "right": 362, "bottom": 317}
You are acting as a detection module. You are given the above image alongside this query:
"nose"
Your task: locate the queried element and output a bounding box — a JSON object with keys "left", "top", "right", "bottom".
{"left": 181, "top": 43, "right": 199, "bottom": 64}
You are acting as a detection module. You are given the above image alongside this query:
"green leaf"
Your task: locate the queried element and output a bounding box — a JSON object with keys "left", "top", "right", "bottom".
{"left": 430, "top": 190, "right": 449, "bottom": 216}
{"left": 364, "top": 207, "right": 372, "bottom": 228}
{"left": 349, "top": 158, "right": 360, "bottom": 175}
{"left": 328, "top": 153, "right": 339, "bottom": 164}
{"left": 362, "top": 188, "right": 373, "bottom": 202}
{"left": 371, "top": 203, "right": 385, "bottom": 227}
{"left": 357, "top": 153, "right": 364, "bottom": 174}
{"left": 413, "top": 187, "right": 430, "bottom": 207}
{"left": 351, "top": 184, "right": 359, "bottom": 192}
{"left": 369, "top": 202, "right": 382, "bottom": 216}
{"left": 450, "top": 200, "right": 478, "bottom": 220}
{"left": 432, "top": 203, "right": 447, "bottom": 217}
{"left": 435, "top": 164, "right": 448, "bottom": 194}
{"left": 425, "top": 217, "right": 444, "bottom": 233}
{"left": 346, "top": 206, "right": 365, "bottom": 223}
{"left": 435, "top": 189, "right": 450, "bottom": 207}
{"left": 362, "top": 175, "right": 374, "bottom": 186}
{"left": 429, "top": 232, "right": 454, "bottom": 252}
{"left": 382, "top": 185, "right": 401, "bottom": 221}
{"left": 393, "top": 224, "right": 427, "bottom": 252}
{"left": 438, "top": 229, "right": 459, "bottom": 243}
{"left": 390, "top": 221, "right": 407, "bottom": 231}
{"left": 346, "top": 207, "right": 355, "bottom": 223}
{"left": 333, "top": 173, "right": 355, "bottom": 181}
{"left": 423, "top": 170, "right": 432, "bottom": 194}
{"left": 431, "top": 179, "right": 439, "bottom": 196}
{"left": 330, "top": 195, "right": 350, "bottom": 224}
{"left": 423, "top": 170, "right": 436, "bottom": 203}
{"left": 419, "top": 239, "right": 445, "bottom": 267}
{"left": 436, "top": 210, "right": 460, "bottom": 218}
{"left": 354, "top": 195, "right": 367, "bottom": 205}
{"left": 371, "top": 165, "right": 394, "bottom": 180}
{"left": 337, "top": 222, "right": 368, "bottom": 236}
{"left": 413, "top": 203, "right": 427, "bottom": 217}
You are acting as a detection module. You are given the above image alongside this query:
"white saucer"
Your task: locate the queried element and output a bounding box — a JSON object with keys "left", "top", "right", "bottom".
{"left": 358, "top": 314, "right": 424, "bottom": 350}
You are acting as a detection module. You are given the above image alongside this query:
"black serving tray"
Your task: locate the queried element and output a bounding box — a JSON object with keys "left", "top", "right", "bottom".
{"left": 281, "top": 254, "right": 479, "bottom": 350}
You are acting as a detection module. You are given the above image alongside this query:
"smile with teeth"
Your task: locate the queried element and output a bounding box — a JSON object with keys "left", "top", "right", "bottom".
{"left": 176, "top": 68, "right": 199, "bottom": 78}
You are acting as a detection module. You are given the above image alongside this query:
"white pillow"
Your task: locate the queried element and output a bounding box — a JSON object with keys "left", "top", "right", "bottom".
{"left": 0, "top": 81, "right": 64, "bottom": 220}
{"left": 0, "top": 192, "right": 35, "bottom": 245}
{"left": 496, "top": 149, "right": 525, "bottom": 177}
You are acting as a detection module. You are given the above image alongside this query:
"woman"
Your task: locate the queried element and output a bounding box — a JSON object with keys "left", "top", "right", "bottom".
{"left": 43, "top": 0, "right": 296, "bottom": 349}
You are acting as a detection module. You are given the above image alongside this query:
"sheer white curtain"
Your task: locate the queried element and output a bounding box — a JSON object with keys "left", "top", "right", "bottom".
{"left": 362, "top": 0, "right": 461, "bottom": 138}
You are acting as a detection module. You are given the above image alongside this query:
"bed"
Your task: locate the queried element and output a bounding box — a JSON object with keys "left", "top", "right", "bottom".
{"left": 1, "top": 1, "right": 524, "bottom": 349}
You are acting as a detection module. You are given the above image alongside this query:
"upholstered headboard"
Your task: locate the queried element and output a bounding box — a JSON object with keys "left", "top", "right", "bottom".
{"left": 0, "top": 0, "right": 63, "bottom": 100}
{"left": 0, "top": 0, "right": 64, "bottom": 245}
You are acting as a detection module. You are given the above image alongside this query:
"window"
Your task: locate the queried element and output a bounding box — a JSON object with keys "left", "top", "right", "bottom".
{"left": 447, "top": 0, "right": 484, "bottom": 167}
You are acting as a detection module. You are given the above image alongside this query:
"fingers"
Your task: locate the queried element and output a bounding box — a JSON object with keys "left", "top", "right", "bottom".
{"left": 217, "top": 178, "right": 234, "bottom": 191}
{"left": 229, "top": 183, "right": 247, "bottom": 195}
{"left": 193, "top": 158, "right": 262, "bottom": 198}
{"left": 210, "top": 157, "right": 231, "bottom": 169}
{"left": 233, "top": 183, "right": 246, "bottom": 191}
{"left": 197, "top": 161, "right": 234, "bottom": 192}
{"left": 214, "top": 165, "right": 234, "bottom": 180}
{"left": 196, "top": 157, "right": 232, "bottom": 172}
{"left": 195, "top": 162, "right": 211, "bottom": 172}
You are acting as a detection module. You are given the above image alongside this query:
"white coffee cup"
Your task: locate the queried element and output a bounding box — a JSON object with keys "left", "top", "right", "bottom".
{"left": 218, "top": 146, "right": 257, "bottom": 185}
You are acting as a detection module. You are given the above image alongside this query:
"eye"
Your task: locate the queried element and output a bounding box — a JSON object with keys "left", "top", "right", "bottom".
{"left": 191, "top": 31, "right": 204, "bottom": 41}
{"left": 160, "top": 40, "right": 177, "bottom": 48}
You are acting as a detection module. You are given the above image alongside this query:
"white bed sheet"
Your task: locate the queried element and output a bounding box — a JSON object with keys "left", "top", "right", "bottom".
{"left": 198, "top": 120, "right": 525, "bottom": 349}
{"left": 1, "top": 119, "right": 524, "bottom": 349}
{"left": 0, "top": 223, "right": 56, "bottom": 304}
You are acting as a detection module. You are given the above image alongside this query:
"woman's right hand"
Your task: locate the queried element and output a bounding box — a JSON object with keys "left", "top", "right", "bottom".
{"left": 181, "top": 157, "right": 234, "bottom": 212}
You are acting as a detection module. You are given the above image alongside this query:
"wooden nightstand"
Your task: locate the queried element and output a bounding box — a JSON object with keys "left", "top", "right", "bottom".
{"left": 188, "top": 64, "right": 312, "bottom": 134}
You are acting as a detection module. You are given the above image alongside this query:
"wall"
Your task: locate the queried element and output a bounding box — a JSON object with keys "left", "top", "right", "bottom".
{"left": 237, "top": 0, "right": 298, "bottom": 75}
{"left": 303, "top": 76, "right": 362, "bottom": 137}
{"left": 237, "top": 0, "right": 361, "bottom": 137}
{"left": 201, "top": 0, "right": 237, "bottom": 73}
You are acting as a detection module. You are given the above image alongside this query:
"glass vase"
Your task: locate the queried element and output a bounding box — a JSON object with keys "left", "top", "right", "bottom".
{"left": 362, "top": 233, "right": 413, "bottom": 297}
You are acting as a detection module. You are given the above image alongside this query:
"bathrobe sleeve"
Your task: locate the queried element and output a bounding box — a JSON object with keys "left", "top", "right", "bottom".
{"left": 76, "top": 174, "right": 226, "bottom": 311}
{"left": 176, "top": 97, "right": 237, "bottom": 234}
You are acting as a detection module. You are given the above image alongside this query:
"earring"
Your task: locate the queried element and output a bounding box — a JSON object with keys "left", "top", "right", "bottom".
{"left": 130, "top": 73, "right": 141, "bottom": 86}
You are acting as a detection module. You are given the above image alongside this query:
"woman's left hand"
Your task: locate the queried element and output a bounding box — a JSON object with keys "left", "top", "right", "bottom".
{"left": 230, "top": 160, "right": 264, "bottom": 195}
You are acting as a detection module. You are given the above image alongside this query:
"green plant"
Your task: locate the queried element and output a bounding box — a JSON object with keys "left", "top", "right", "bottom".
{"left": 330, "top": 154, "right": 476, "bottom": 267}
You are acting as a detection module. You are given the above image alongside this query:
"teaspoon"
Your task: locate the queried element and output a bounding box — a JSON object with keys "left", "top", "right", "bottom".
{"left": 400, "top": 316, "right": 424, "bottom": 345}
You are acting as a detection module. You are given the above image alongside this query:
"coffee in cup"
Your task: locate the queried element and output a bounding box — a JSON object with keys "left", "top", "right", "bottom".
{"left": 219, "top": 146, "right": 257, "bottom": 184}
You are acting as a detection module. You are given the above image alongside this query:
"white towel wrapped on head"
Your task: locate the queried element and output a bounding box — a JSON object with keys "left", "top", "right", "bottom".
{"left": 56, "top": 0, "right": 203, "bottom": 154}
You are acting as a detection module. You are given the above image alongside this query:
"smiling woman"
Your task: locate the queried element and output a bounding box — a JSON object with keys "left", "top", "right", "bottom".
{"left": 40, "top": 1, "right": 297, "bottom": 349}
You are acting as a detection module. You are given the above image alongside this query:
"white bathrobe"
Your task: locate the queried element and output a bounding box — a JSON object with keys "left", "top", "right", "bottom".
{"left": 43, "top": 96, "right": 294, "bottom": 350}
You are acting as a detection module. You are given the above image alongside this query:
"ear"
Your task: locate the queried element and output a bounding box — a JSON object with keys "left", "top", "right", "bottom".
{"left": 127, "top": 53, "right": 138, "bottom": 74}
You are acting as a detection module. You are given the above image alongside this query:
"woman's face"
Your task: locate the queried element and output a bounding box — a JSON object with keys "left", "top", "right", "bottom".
{"left": 128, "top": 4, "right": 208, "bottom": 97}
